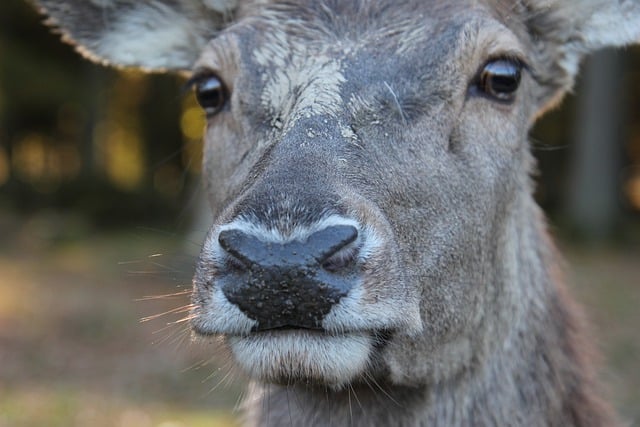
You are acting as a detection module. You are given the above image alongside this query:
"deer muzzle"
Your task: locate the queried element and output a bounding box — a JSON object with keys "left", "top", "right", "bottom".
{"left": 217, "top": 224, "right": 360, "bottom": 331}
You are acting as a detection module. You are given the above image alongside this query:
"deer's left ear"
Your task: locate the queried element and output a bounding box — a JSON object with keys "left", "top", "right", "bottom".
{"left": 525, "top": 0, "right": 640, "bottom": 113}
{"left": 559, "top": 0, "right": 640, "bottom": 69}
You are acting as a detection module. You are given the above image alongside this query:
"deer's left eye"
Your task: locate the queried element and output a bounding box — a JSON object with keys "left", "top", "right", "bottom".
{"left": 191, "top": 73, "right": 229, "bottom": 116}
{"left": 476, "top": 59, "right": 523, "bottom": 102}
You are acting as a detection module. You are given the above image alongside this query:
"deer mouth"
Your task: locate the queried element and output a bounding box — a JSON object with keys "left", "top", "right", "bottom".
{"left": 224, "top": 329, "right": 375, "bottom": 387}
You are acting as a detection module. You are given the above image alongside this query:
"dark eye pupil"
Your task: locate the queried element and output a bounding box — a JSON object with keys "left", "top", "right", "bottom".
{"left": 195, "top": 76, "right": 227, "bottom": 115}
{"left": 480, "top": 59, "right": 522, "bottom": 101}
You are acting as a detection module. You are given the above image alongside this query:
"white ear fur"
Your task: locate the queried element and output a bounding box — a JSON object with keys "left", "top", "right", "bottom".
{"left": 94, "top": 3, "right": 210, "bottom": 70}
{"left": 34, "top": 0, "right": 241, "bottom": 71}
{"left": 547, "top": 0, "right": 640, "bottom": 68}
{"left": 574, "top": 0, "right": 640, "bottom": 49}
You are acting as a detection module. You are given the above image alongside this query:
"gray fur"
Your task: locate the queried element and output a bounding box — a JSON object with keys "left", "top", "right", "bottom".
{"left": 33, "top": 0, "right": 640, "bottom": 425}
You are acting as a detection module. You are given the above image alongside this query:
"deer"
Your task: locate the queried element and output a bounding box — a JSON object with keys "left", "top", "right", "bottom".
{"left": 33, "top": 0, "right": 639, "bottom": 425}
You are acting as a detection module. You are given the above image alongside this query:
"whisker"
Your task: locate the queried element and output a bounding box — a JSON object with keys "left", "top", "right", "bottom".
{"left": 181, "top": 358, "right": 209, "bottom": 374}
{"left": 135, "top": 290, "right": 191, "bottom": 301}
{"left": 144, "top": 316, "right": 193, "bottom": 337}
{"left": 234, "top": 388, "right": 247, "bottom": 414}
{"left": 363, "top": 372, "right": 402, "bottom": 407}
{"left": 140, "top": 304, "right": 194, "bottom": 323}
{"left": 171, "top": 313, "right": 198, "bottom": 324}
{"left": 206, "top": 366, "right": 235, "bottom": 395}
{"left": 347, "top": 383, "right": 353, "bottom": 422}
{"left": 150, "top": 322, "right": 192, "bottom": 346}
{"left": 286, "top": 387, "right": 294, "bottom": 427}
{"left": 350, "top": 383, "right": 363, "bottom": 411}
{"left": 167, "top": 324, "right": 194, "bottom": 348}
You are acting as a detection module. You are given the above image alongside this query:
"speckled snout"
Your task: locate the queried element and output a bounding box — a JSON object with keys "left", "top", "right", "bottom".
{"left": 217, "top": 224, "right": 361, "bottom": 331}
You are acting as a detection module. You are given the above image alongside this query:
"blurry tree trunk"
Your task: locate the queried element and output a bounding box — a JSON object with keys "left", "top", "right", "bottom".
{"left": 566, "top": 48, "right": 627, "bottom": 240}
{"left": 81, "top": 66, "right": 107, "bottom": 179}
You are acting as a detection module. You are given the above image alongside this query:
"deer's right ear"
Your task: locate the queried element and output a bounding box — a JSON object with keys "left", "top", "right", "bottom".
{"left": 32, "top": 0, "right": 241, "bottom": 71}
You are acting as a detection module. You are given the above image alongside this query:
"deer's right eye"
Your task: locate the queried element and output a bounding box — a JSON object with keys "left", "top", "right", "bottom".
{"left": 475, "top": 58, "right": 524, "bottom": 103}
{"left": 192, "top": 74, "right": 229, "bottom": 116}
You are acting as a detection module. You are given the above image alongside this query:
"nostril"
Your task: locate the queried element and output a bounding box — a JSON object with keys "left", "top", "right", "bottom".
{"left": 218, "top": 229, "right": 256, "bottom": 268}
{"left": 309, "top": 225, "right": 358, "bottom": 264}
{"left": 321, "top": 247, "right": 358, "bottom": 272}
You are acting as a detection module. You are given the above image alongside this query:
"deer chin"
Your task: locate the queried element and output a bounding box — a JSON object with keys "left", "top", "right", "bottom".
{"left": 226, "top": 330, "right": 373, "bottom": 388}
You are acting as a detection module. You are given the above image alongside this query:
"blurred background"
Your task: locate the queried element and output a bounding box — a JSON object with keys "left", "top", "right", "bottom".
{"left": 0, "top": 1, "right": 639, "bottom": 426}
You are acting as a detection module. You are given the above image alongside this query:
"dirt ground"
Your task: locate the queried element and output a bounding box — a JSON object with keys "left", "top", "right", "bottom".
{"left": 0, "top": 215, "right": 638, "bottom": 426}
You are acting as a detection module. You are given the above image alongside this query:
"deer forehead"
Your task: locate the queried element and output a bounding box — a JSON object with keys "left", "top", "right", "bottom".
{"left": 254, "top": 40, "right": 346, "bottom": 128}
{"left": 196, "top": 11, "right": 527, "bottom": 134}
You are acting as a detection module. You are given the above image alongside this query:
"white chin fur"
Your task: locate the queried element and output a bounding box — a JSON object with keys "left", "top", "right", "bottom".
{"left": 227, "top": 331, "right": 373, "bottom": 388}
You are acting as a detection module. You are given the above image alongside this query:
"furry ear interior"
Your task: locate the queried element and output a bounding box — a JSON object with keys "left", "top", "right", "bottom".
{"left": 32, "top": 0, "right": 241, "bottom": 71}
{"left": 578, "top": 2, "right": 640, "bottom": 49}
{"left": 546, "top": 0, "right": 639, "bottom": 74}
{"left": 524, "top": 0, "right": 640, "bottom": 114}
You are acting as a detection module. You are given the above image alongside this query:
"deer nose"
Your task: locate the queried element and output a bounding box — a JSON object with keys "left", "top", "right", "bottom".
{"left": 217, "top": 224, "right": 359, "bottom": 331}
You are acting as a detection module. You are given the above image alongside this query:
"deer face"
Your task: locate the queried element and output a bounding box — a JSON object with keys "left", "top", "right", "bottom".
{"left": 188, "top": 6, "right": 538, "bottom": 387}
{"left": 34, "top": 0, "right": 640, "bottom": 390}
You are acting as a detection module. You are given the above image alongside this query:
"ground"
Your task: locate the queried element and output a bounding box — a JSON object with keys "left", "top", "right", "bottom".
{"left": 0, "top": 213, "right": 638, "bottom": 426}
